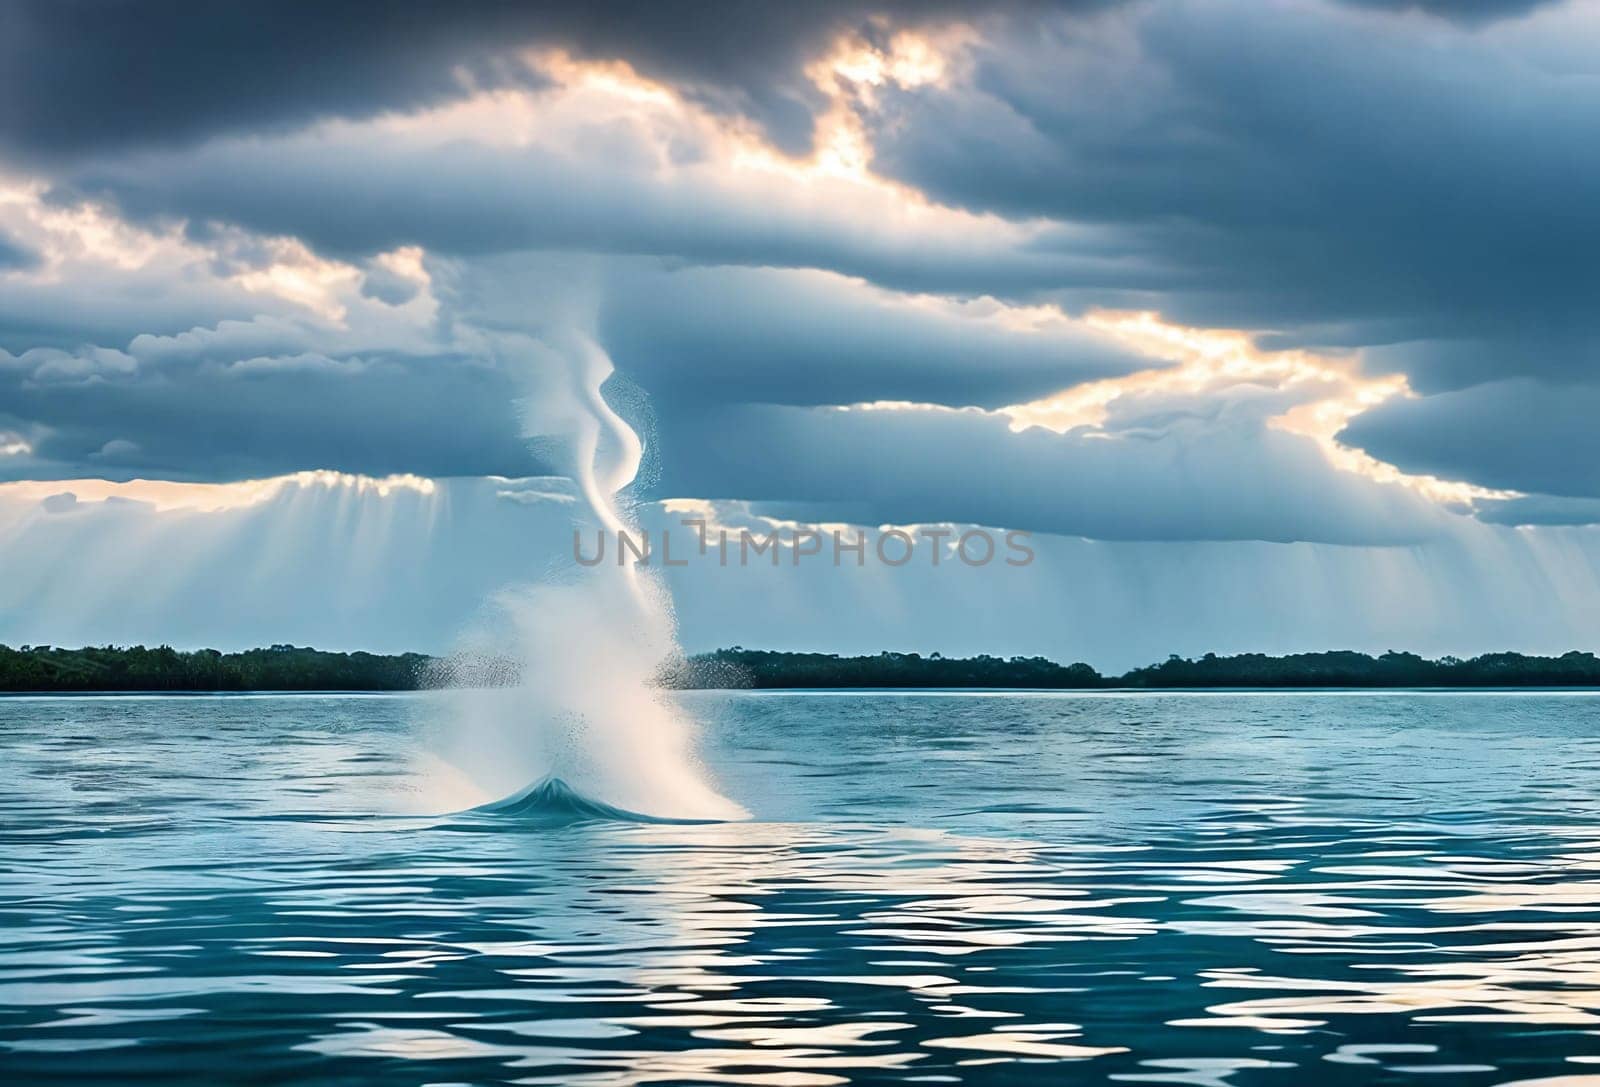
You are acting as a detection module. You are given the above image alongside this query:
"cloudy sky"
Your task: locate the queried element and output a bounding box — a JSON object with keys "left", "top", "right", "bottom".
{"left": 3, "top": 0, "right": 1599, "bottom": 666}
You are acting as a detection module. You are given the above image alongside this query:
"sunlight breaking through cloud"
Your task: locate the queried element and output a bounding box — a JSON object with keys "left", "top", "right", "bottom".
{"left": 0, "top": 470, "right": 436, "bottom": 513}
{"left": 1003, "top": 310, "right": 1518, "bottom": 510}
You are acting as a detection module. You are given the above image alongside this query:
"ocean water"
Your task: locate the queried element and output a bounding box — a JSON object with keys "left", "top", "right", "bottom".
{"left": 3, "top": 691, "right": 1600, "bottom": 1085}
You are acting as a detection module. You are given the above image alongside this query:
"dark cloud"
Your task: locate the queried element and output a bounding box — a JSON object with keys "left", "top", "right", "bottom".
{"left": 0, "top": 0, "right": 1539, "bottom": 165}
{"left": 0, "top": 345, "right": 540, "bottom": 482}
{"left": 0, "top": 258, "right": 330, "bottom": 355}
{"left": 56, "top": 120, "right": 1151, "bottom": 298}
{"left": 0, "top": 0, "right": 1065, "bottom": 161}
{"left": 1340, "top": 379, "right": 1600, "bottom": 499}
{"left": 42, "top": 0, "right": 1595, "bottom": 396}
{"left": 650, "top": 399, "right": 1445, "bottom": 546}
{"left": 1359, "top": 337, "right": 1600, "bottom": 393}
{"left": 866, "top": 0, "right": 1600, "bottom": 385}
{"left": 0, "top": 2, "right": 529, "bottom": 159}
{"left": 1339, "top": 0, "right": 1564, "bottom": 22}
{"left": 1474, "top": 493, "right": 1600, "bottom": 526}
{"left": 0, "top": 248, "right": 1157, "bottom": 483}
{"left": 1, "top": 0, "right": 1590, "bottom": 541}
{"left": 591, "top": 263, "right": 1150, "bottom": 411}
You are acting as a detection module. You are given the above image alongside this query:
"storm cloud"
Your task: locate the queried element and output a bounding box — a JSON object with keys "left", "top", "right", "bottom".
{"left": 0, "top": 0, "right": 1069, "bottom": 160}
{"left": 1340, "top": 379, "right": 1600, "bottom": 500}
{"left": 864, "top": 1, "right": 1600, "bottom": 369}
{"left": 2, "top": 0, "right": 1596, "bottom": 544}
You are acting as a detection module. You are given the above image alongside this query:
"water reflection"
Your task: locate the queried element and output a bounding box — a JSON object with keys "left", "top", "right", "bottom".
{"left": 2, "top": 692, "right": 1600, "bottom": 1084}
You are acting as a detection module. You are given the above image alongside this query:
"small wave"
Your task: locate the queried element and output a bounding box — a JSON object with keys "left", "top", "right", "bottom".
{"left": 465, "top": 776, "right": 719, "bottom": 827}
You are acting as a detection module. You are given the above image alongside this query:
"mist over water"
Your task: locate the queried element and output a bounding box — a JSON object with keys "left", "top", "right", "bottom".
{"left": 420, "top": 330, "right": 744, "bottom": 821}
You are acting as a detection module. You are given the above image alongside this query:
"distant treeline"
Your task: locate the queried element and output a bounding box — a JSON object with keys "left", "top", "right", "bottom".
{"left": 1116, "top": 650, "right": 1600, "bottom": 688}
{"left": 677, "top": 648, "right": 1600, "bottom": 689}
{"left": 0, "top": 644, "right": 429, "bottom": 692}
{"left": 674, "top": 649, "right": 1102, "bottom": 689}
{"left": 5, "top": 643, "right": 1600, "bottom": 692}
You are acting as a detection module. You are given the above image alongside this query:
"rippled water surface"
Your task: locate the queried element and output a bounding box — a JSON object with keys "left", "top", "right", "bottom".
{"left": 5, "top": 691, "right": 1600, "bottom": 1085}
